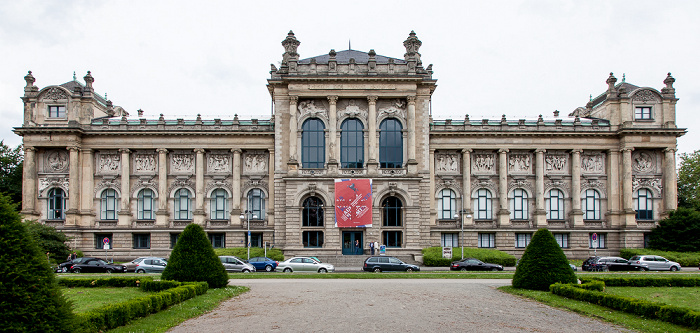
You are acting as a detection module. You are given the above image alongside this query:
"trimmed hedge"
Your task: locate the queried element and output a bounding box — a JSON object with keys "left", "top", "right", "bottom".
{"left": 58, "top": 277, "right": 151, "bottom": 288}
{"left": 570, "top": 280, "right": 605, "bottom": 292}
{"left": 579, "top": 276, "right": 700, "bottom": 287}
{"left": 512, "top": 229, "right": 577, "bottom": 290}
{"left": 422, "top": 247, "right": 516, "bottom": 267}
{"left": 620, "top": 248, "right": 700, "bottom": 267}
{"left": 162, "top": 224, "right": 229, "bottom": 288}
{"left": 214, "top": 247, "right": 284, "bottom": 261}
{"left": 550, "top": 282, "right": 700, "bottom": 329}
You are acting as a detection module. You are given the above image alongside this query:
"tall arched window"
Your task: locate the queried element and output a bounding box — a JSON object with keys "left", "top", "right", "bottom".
{"left": 137, "top": 189, "right": 155, "bottom": 220}
{"left": 382, "top": 196, "right": 403, "bottom": 227}
{"left": 302, "top": 196, "right": 324, "bottom": 227}
{"left": 510, "top": 189, "right": 529, "bottom": 220}
{"left": 210, "top": 188, "right": 229, "bottom": 220}
{"left": 545, "top": 189, "right": 565, "bottom": 220}
{"left": 437, "top": 189, "right": 456, "bottom": 220}
{"left": 474, "top": 189, "right": 492, "bottom": 220}
{"left": 301, "top": 118, "right": 325, "bottom": 168}
{"left": 174, "top": 188, "right": 192, "bottom": 220}
{"left": 379, "top": 118, "right": 403, "bottom": 168}
{"left": 582, "top": 189, "right": 601, "bottom": 220}
{"left": 340, "top": 118, "right": 364, "bottom": 168}
{"left": 635, "top": 188, "right": 653, "bottom": 220}
{"left": 248, "top": 188, "right": 265, "bottom": 220}
{"left": 100, "top": 189, "right": 119, "bottom": 220}
{"left": 48, "top": 188, "right": 66, "bottom": 220}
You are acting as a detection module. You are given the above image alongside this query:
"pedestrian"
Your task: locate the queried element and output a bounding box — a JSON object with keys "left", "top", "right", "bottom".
{"left": 370, "top": 241, "right": 375, "bottom": 255}
{"left": 374, "top": 241, "right": 379, "bottom": 255}
{"left": 70, "top": 251, "right": 77, "bottom": 260}
{"left": 355, "top": 239, "right": 360, "bottom": 255}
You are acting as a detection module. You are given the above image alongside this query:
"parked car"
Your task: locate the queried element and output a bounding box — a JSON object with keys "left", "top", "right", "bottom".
{"left": 628, "top": 255, "right": 681, "bottom": 271}
{"left": 247, "top": 256, "right": 278, "bottom": 272}
{"left": 569, "top": 264, "right": 578, "bottom": 271}
{"left": 363, "top": 256, "right": 420, "bottom": 272}
{"left": 594, "top": 257, "right": 647, "bottom": 271}
{"left": 219, "top": 256, "right": 256, "bottom": 273}
{"left": 450, "top": 258, "right": 503, "bottom": 271}
{"left": 581, "top": 256, "right": 601, "bottom": 271}
{"left": 123, "top": 257, "right": 149, "bottom": 272}
{"left": 134, "top": 257, "right": 168, "bottom": 273}
{"left": 56, "top": 257, "right": 91, "bottom": 273}
{"left": 278, "top": 257, "right": 335, "bottom": 273}
{"left": 70, "top": 258, "right": 127, "bottom": 273}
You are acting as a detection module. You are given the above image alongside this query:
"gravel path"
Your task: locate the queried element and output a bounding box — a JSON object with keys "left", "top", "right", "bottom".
{"left": 169, "top": 279, "right": 631, "bottom": 333}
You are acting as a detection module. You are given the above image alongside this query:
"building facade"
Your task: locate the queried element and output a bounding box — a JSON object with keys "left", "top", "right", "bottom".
{"left": 15, "top": 31, "right": 684, "bottom": 261}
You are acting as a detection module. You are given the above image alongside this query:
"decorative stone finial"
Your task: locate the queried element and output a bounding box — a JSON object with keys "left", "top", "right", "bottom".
{"left": 664, "top": 72, "right": 675, "bottom": 89}
{"left": 553, "top": 110, "right": 559, "bottom": 117}
{"left": 329, "top": 49, "right": 336, "bottom": 57}
{"left": 73, "top": 71, "right": 77, "bottom": 81}
{"left": 84, "top": 71, "right": 94, "bottom": 91}
{"left": 403, "top": 30, "right": 422, "bottom": 61}
{"left": 196, "top": 114, "right": 202, "bottom": 121}
{"left": 281, "top": 30, "right": 300, "bottom": 64}
{"left": 24, "top": 71, "right": 35, "bottom": 87}
{"left": 622, "top": 73, "right": 626, "bottom": 82}
{"left": 137, "top": 109, "right": 144, "bottom": 117}
{"left": 368, "top": 49, "right": 376, "bottom": 57}
{"left": 159, "top": 113, "right": 165, "bottom": 122}
{"left": 606, "top": 72, "right": 617, "bottom": 89}
{"left": 537, "top": 114, "right": 544, "bottom": 123}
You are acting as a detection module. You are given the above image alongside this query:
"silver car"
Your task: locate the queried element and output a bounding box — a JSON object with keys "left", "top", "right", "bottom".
{"left": 277, "top": 257, "right": 335, "bottom": 273}
{"left": 628, "top": 255, "right": 681, "bottom": 271}
{"left": 134, "top": 257, "right": 167, "bottom": 273}
{"left": 219, "top": 256, "right": 256, "bottom": 273}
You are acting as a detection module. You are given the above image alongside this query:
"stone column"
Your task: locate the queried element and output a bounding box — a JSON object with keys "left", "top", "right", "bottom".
{"left": 232, "top": 149, "right": 242, "bottom": 223}
{"left": 534, "top": 149, "right": 546, "bottom": 227}
{"left": 80, "top": 148, "right": 94, "bottom": 226}
{"left": 268, "top": 149, "right": 275, "bottom": 224}
{"left": 570, "top": 149, "right": 584, "bottom": 226}
{"left": 194, "top": 148, "right": 206, "bottom": 224}
{"left": 327, "top": 96, "right": 338, "bottom": 167}
{"left": 288, "top": 96, "right": 298, "bottom": 165}
{"left": 21, "top": 147, "right": 38, "bottom": 217}
{"left": 118, "top": 148, "right": 131, "bottom": 226}
{"left": 606, "top": 149, "right": 621, "bottom": 227}
{"left": 621, "top": 148, "right": 635, "bottom": 227}
{"left": 65, "top": 146, "right": 80, "bottom": 226}
{"left": 462, "top": 149, "right": 473, "bottom": 225}
{"left": 367, "top": 96, "right": 378, "bottom": 173}
{"left": 156, "top": 148, "right": 169, "bottom": 226}
{"left": 497, "top": 148, "right": 510, "bottom": 226}
{"left": 406, "top": 96, "right": 417, "bottom": 167}
{"left": 429, "top": 149, "right": 436, "bottom": 225}
{"left": 663, "top": 148, "right": 678, "bottom": 213}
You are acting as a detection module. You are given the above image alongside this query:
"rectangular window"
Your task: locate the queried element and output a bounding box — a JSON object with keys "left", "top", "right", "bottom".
{"left": 383, "top": 231, "right": 403, "bottom": 248}
{"left": 170, "top": 233, "right": 180, "bottom": 249}
{"left": 553, "top": 233, "right": 569, "bottom": 248}
{"left": 643, "top": 233, "right": 651, "bottom": 249}
{"left": 302, "top": 231, "right": 324, "bottom": 248}
{"left": 441, "top": 233, "right": 459, "bottom": 247}
{"left": 478, "top": 233, "right": 495, "bottom": 248}
{"left": 133, "top": 233, "right": 151, "bottom": 249}
{"left": 209, "top": 233, "right": 225, "bottom": 248}
{"left": 515, "top": 233, "right": 531, "bottom": 248}
{"left": 589, "top": 233, "right": 606, "bottom": 249}
{"left": 246, "top": 233, "right": 263, "bottom": 248}
{"left": 94, "top": 233, "right": 113, "bottom": 250}
{"left": 48, "top": 105, "right": 66, "bottom": 118}
{"left": 634, "top": 106, "right": 652, "bottom": 120}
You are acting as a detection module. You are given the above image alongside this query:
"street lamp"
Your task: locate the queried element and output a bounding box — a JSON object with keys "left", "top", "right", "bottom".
{"left": 454, "top": 210, "right": 472, "bottom": 260}
{"left": 240, "top": 210, "right": 257, "bottom": 260}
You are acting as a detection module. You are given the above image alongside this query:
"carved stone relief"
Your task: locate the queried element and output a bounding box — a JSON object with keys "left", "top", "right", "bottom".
{"left": 43, "top": 87, "right": 68, "bottom": 101}
{"left": 339, "top": 99, "right": 368, "bottom": 120}
{"left": 168, "top": 177, "right": 194, "bottom": 195}
{"left": 44, "top": 150, "right": 69, "bottom": 173}
{"left": 632, "top": 176, "right": 662, "bottom": 196}
{"left": 544, "top": 179, "right": 570, "bottom": 193}
{"left": 581, "top": 179, "right": 607, "bottom": 197}
{"left": 632, "top": 89, "right": 660, "bottom": 103}
{"left": 377, "top": 99, "right": 407, "bottom": 120}
{"left": 244, "top": 153, "right": 268, "bottom": 174}
{"left": 581, "top": 153, "right": 605, "bottom": 174}
{"left": 508, "top": 154, "right": 531, "bottom": 173}
{"left": 472, "top": 153, "right": 495, "bottom": 174}
{"left": 436, "top": 153, "right": 459, "bottom": 173}
{"left": 297, "top": 99, "right": 328, "bottom": 121}
{"left": 472, "top": 178, "right": 497, "bottom": 195}
{"left": 94, "top": 177, "right": 121, "bottom": 196}
{"left": 545, "top": 154, "right": 568, "bottom": 174}
{"left": 206, "top": 178, "right": 233, "bottom": 196}
{"left": 38, "top": 177, "right": 69, "bottom": 195}
{"left": 242, "top": 178, "right": 269, "bottom": 194}
{"left": 632, "top": 151, "right": 655, "bottom": 173}
{"left": 208, "top": 153, "right": 231, "bottom": 173}
{"left": 508, "top": 179, "right": 534, "bottom": 194}
{"left": 131, "top": 177, "right": 157, "bottom": 197}
{"left": 134, "top": 153, "right": 157, "bottom": 173}
{"left": 170, "top": 153, "right": 195, "bottom": 174}
{"left": 97, "top": 152, "right": 120, "bottom": 174}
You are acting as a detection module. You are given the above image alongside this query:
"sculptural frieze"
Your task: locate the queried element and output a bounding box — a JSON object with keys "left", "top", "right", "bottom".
{"left": 97, "top": 153, "right": 120, "bottom": 173}
{"left": 581, "top": 154, "right": 604, "bottom": 174}
{"left": 545, "top": 154, "right": 567, "bottom": 173}
{"left": 436, "top": 154, "right": 458, "bottom": 173}
{"left": 632, "top": 176, "right": 662, "bottom": 194}
{"left": 297, "top": 99, "right": 328, "bottom": 120}
{"left": 340, "top": 99, "right": 368, "bottom": 119}
{"left": 38, "top": 177, "right": 69, "bottom": 194}
{"left": 508, "top": 154, "right": 531, "bottom": 173}
{"left": 472, "top": 154, "right": 495, "bottom": 173}
{"left": 208, "top": 154, "right": 230, "bottom": 173}
{"left": 171, "top": 153, "right": 195, "bottom": 173}
{"left": 44, "top": 150, "right": 68, "bottom": 173}
{"left": 43, "top": 87, "right": 68, "bottom": 101}
{"left": 632, "top": 89, "right": 660, "bottom": 103}
{"left": 244, "top": 154, "right": 268, "bottom": 173}
{"left": 377, "top": 99, "right": 406, "bottom": 120}
{"left": 632, "top": 151, "right": 654, "bottom": 173}
{"left": 134, "top": 153, "right": 157, "bottom": 173}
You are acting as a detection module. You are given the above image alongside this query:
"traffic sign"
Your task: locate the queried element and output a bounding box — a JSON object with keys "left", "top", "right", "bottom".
{"left": 103, "top": 237, "right": 110, "bottom": 244}
{"left": 592, "top": 233, "right": 597, "bottom": 241}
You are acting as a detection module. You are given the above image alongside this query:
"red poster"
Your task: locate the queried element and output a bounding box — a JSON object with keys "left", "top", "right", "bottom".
{"left": 334, "top": 179, "right": 373, "bottom": 227}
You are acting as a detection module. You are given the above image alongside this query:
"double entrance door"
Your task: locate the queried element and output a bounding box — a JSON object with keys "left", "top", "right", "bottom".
{"left": 342, "top": 231, "right": 363, "bottom": 255}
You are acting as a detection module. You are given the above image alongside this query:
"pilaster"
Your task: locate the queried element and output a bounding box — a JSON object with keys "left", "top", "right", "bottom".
{"left": 21, "top": 147, "right": 38, "bottom": 217}
{"left": 79, "top": 148, "right": 94, "bottom": 226}
{"left": 156, "top": 148, "right": 169, "bottom": 226}
{"left": 367, "top": 96, "right": 378, "bottom": 174}
{"left": 497, "top": 148, "right": 510, "bottom": 226}
{"left": 406, "top": 96, "right": 417, "bottom": 173}
{"left": 327, "top": 96, "right": 338, "bottom": 168}
{"left": 462, "top": 149, "right": 473, "bottom": 225}
{"left": 534, "top": 148, "right": 546, "bottom": 227}
{"left": 194, "top": 148, "right": 206, "bottom": 224}
{"left": 663, "top": 147, "right": 677, "bottom": 214}
{"left": 288, "top": 96, "right": 298, "bottom": 168}
{"left": 621, "top": 147, "right": 635, "bottom": 227}
{"left": 570, "top": 149, "right": 584, "bottom": 226}
{"left": 118, "top": 148, "right": 131, "bottom": 226}
{"left": 231, "top": 149, "right": 242, "bottom": 223}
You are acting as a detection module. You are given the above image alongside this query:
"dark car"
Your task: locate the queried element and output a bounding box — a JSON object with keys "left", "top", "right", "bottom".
{"left": 70, "top": 258, "right": 127, "bottom": 273}
{"left": 56, "top": 257, "right": 92, "bottom": 273}
{"left": 363, "top": 256, "right": 420, "bottom": 272}
{"left": 594, "top": 257, "right": 646, "bottom": 271}
{"left": 247, "top": 256, "right": 278, "bottom": 272}
{"left": 581, "top": 256, "right": 601, "bottom": 271}
{"left": 450, "top": 258, "right": 503, "bottom": 271}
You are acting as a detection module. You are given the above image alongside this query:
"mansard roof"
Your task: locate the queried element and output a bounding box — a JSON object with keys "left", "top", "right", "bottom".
{"left": 58, "top": 79, "right": 108, "bottom": 106}
{"left": 299, "top": 49, "right": 406, "bottom": 65}
{"left": 590, "top": 81, "right": 640, "bottom": 108}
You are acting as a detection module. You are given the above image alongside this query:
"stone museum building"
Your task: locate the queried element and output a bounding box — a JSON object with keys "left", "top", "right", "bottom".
{"left": 14, "top": 31, "right": 684, "bottom": 261}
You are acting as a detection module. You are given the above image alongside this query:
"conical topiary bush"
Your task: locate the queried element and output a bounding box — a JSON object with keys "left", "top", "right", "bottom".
{"left": 161, "top": 223, "right": 229, "bottom": 288}
{"left": 0, "top": 193, "right": 75, "bottom": 332}
{"left": 512, "top": 228, "right": 577, "bottom": 290}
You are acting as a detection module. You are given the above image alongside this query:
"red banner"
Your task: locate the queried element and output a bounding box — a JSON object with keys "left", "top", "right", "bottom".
{"left": 335, "top": 179, "right": 372, "bottom": 227}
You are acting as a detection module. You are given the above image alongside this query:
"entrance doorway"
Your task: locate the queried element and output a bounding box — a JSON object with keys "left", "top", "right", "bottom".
{"left": 342, "top": 231, "right": 363, "bottom": 255}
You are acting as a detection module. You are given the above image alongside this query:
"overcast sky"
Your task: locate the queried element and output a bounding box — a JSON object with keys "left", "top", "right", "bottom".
{"left": 1, "top": 1, "right": 698, "bottom": 156}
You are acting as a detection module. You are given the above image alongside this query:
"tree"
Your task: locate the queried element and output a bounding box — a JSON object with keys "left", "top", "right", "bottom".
{"left": 24, "top": 219, "right": 72, "bottom": 264}
{"left": 0, "top": 192, "right": 75, "bottom": 332}
{"left": 677, "top": 150, "right": 700, "bottom": 209}
{"left": 0, "top": 141, "right": 23, "bottom": 205}
{"left": 512, "top": 228, "right": 577, "bottom": 291}
{"left": 161, "top": 223, "right": 229, "bottom": 288}
{"left": 648, "top": 207, "right": 700, "bottom": 252}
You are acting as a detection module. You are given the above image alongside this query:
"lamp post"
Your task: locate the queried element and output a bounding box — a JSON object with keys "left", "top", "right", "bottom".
{"left": 454, "top": 210, "right": 472, "bottom": 260}
{"left": 240, "top": 210, "right": 257, "bottom": 260}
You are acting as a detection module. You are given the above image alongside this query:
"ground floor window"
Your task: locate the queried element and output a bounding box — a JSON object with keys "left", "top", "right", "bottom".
{"left": 553, "top": 233, "right": 569, "bottom": 248}
{"left": 383, "top": 231, "right": 403, "bottom": 248}
{"left": 170, "top": 233, "right": 180, "bottom": 249}
{"left": 589, "top": 233, "right": 606, "bottom": 249}
{"left": 209, "top": 233, "right": 225, "bottom": 248}
{"left": 515, "top": 233, "right": 531, "bottom": 248}
{"left": 302, "top": 231, "right": 324, "bottom": 248}
{"left": 478, "top": 233, "right": 495, "bottom": 248}
{"left": 94, "top": 233, "right": 113, "bottom": 249}
{"left": 644, "top": 233, "right": 651, "bottom": 248}
{"left": 441, "top": 233, "right": 458, "bottom": 247}
{"left": 246, "top": 233, "right": 263, "bottom": 248}
{"left": 133, "top": 233, "right": 150, "bottom": 249}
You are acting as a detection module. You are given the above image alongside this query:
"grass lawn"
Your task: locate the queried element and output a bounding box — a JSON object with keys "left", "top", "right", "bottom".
{"left": 605, "top": 286, "right": 700, "bottom": 312}
{"left": 500, "top": 286, "right": 697, "bottom": 333}
{"left": 62, "top": 287, "right": 149, "bottom": 313}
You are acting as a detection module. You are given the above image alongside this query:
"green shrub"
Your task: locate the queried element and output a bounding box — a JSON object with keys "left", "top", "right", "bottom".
{"left": 512, "top": 228, "right": 577, "bottom": 290}
{"left": 161, "top": 224, "right": 229, "bottom": 288}
{"left": 0, "top": 193, "right": 76, "bottom": 332}
{"left": 579, "top": 276, "right": 700, "bottom": 287}
{"left": 619, "top": 248, "right": 700, "bottom": 267}
{"left": 648, "top": 208, "right": 700, "bottom": 252}
{"left": 214, "top": 247, "right": 284, "bottom": 261}
{"left": 570, "top": 280, "right": 605, "bottom": 292}
{"left": 57, "top": 276, "right": 150, "bottom": 288}
{"left": 422, "top": 247, "right": 516, "bottom": 266}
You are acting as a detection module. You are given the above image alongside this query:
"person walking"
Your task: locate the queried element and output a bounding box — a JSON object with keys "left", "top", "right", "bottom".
{"left": 374, "top": 241, "right": 379, "bottom": 255}
{"left": 355, "top": 239, "right": 360, "bottom": 255}
{"left": 370, "top": 241, "right": 375, "bottom": 255}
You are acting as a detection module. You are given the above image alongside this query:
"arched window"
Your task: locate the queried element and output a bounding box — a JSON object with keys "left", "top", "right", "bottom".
{"left": 545, "top": 189, "right": 565, "bottom": 220}
{"left": 174, "top": 188, "right": 192, "bottom": 220}
{"left": 437, "top": 189, "right": 456, "bottom": 220}
{"left": 301, "top": 118, "right": 325, "bottom": 168}
{"left": 474, "top": 189, "right": 492, "bottom": 220}
{"left": 137, "top": 189, "right": 155, "bottom": 220}
{"left": 248, "top": 188, "right": 265, "bottom": 220}
{"left": 302, "top": 196, "right": 324, "bottom": 227}
{"left": 582, "top": 189, "right": 601, "bottom": 220}
{"left": 340, "top": 118, "right": 364, "bottom": 168}
{"left": 635, "top": 189, "right": 653, "bottom": 220}
{"left": 210, "top": 188, "right": 229, "bottom": 220}
{"left": 510, "top": 189, "right": 529, "bottom": 220}
{"left": 382, "top": 196, "right": 403, "bottom": 227}
{"left": 100, "top": 189, "right": 119, "bottom": 220}
{"left": 379, "top": 118, "right": 403, "bottom": 168}
{"left": 48, "top": 188, "right": 66, "bottom": 220}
